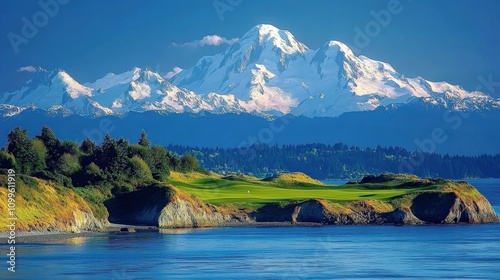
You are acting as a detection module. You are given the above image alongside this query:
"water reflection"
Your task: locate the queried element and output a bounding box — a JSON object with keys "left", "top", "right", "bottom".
{"left": 159, "top": 227, "right": 212, "bottom": 234}
{"left": 47, "top": 236, "right": 88, "bottom": 246}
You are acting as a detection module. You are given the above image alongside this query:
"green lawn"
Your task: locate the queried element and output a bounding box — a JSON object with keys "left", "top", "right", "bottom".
{"left": 167, "top": 175, "right": 436, "bottom": 207}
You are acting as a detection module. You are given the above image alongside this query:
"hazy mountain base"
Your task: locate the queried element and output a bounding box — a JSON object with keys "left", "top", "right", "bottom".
{"left": 1, "top": 105, "right": 499, "bottom": 155}
{"left": 1, "top": 172, "right": 497, "bottom": 233}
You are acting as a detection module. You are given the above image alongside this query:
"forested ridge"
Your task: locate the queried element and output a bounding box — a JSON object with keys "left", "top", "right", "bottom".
{"left": 168, "top": 143, "right": 500, "bottom": 180}
{"left": 2, "top": 126, "right": 499, "bottom": 183}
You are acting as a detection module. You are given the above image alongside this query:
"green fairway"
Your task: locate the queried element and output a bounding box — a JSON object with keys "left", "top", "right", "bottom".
{"left": 167, "top": 173, "right": 437, "bottom": 207}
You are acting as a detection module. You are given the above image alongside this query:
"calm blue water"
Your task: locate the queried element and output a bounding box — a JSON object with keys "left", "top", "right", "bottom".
{"left": 3, "top": 180, "right": 500, "bottom": 279}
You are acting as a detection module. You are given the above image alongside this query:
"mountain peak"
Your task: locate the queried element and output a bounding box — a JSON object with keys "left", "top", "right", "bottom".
{"left": 3, "top": 25, "right": 499, "bottom": 119}
{"left": 241, "top": 24, "right": 308, "bottom": 54}
{"left": 326, "top": 40, "right": 354, "bottom": 56}
{"left": 253, "top": 23, "right": 280, "bottom": 35}
{"left": 52, "top": 70, "right": 93, "bottom": 99}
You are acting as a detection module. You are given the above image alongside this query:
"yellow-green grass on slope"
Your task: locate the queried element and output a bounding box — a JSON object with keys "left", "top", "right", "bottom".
{"left": 0, "top": 175, "right": 98, "bottom": 231}
{"left": 263, "top": 172, "right": 324, "bottom": 186}
{"left": 167, "top": 172, "right": 437, "bottom": 208}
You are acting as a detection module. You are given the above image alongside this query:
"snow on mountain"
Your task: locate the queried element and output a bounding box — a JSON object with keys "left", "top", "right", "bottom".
{"left": 1, "top": 24, "right": 499, "bottom": 118}
{"left": 0, "top": 70, "right": 112, "bottom": 116}
{"left": 86, "top": 68, "right": 139, "bottom": 91}
{"left": 171, "top": 24, "right": 500, "bottom": 117}
{"left": 0, "top": 104, "right": 27, "bottom": 117}
{"left": 87, "top": 67, "right": 245, "bottom": 114}
{"left": 170, "top": 24, "right": 311, "bottom": 111}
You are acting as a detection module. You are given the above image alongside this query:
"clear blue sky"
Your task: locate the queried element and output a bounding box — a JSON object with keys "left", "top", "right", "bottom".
{"left": 1, "top": 0, "right": 500, "bottom": 96}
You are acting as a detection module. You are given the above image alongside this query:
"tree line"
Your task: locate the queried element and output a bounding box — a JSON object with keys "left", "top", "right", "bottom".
{"left": 167, "top": 143, "right": 500, "bottom": 179}
{"left": 0, "top": 127, "right": 201, "bottom": 194}
{"left": 2, "top": 126, "right": 498, "bottom": 184}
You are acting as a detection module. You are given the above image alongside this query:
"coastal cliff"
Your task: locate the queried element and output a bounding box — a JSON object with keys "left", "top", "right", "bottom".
{"left": 0, "top": 175, "right": 105, "bottom": 232}
{"left": 106, "top": 174, "right": 498, "bottom": 228}
{"left": 105, "top": 185, "right": 231, "bottom": 228}
{"left": 254, "top": 176, "right": 499, "bottom": 225}
{"left": 1, "top": 173, "right": 498, "bottom": 232}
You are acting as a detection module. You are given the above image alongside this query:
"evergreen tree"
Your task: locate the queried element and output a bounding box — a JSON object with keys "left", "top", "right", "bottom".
{"left": 149, "top": 145, "right": 170, "bottom": 180}
{"left": 80, "top": 138, "right": 99, "bottom": 166}
{"left": 7, "top": 127, "right": 40, "bottom": 174}
{"left": 81, "top": 138, "right": 98, "bottom": 155}
{"left": 37, "top": 126, "right": 61, "bottom": 169}
{"left": 38, "top": 126, "right": 58, "bottom": 148}
{"left": 169, "top": 155, "right": 181, "bottom": 171}
{"left": 138, "top": 130, "right": 151, "bottom": 148}
{"left": 57, "top": 153, "right": 81, "bottom": 176}
{"left": 128, "top": 144, "right": 151, "bottom": 162}
{"left": 181, "top": 154, "right": 200, "bottom": 172}
{"left": 128, "top": 156, "right": 153, "bottom": 182}
{"left": 32, "top": 139, "right": 47, "bottom": 172}
{"left": 99, "top": 135, "right": 129, "bottom": 178}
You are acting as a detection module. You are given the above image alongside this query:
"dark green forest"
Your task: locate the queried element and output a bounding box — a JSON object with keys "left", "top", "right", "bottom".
{"left": 0, "top": 127, "right": 201, "bottom": 193}
{"left": 2, "top": 126, "right": 499, "bottom": 185}
{"left": 167, "top": 143, "right": 500, "bottom": 180}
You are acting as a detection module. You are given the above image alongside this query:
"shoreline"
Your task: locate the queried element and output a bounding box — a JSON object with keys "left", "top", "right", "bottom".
{"left": 3, "top": 220, "right": 500, "bottom": 243}
{"left": 0, "top": 231, "right": 104, "bottom": 244}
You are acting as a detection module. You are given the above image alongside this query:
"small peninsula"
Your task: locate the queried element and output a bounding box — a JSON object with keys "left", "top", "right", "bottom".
{"left": 0, "top": 127, "right": 498, "bottom": 233}
{"left": 1, "top": 172, "right": 498, "bottom": 233}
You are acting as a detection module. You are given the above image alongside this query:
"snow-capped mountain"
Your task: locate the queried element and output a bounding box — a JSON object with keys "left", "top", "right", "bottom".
{"left": 0, "top": 68, "right": 247, "bottom": 117}
{"left": 170, "top": 24, "right": 500, "bottom": 117}
{"left": 1, "top": 24, "right": 499, "bottom": 118}
{"left": 0, "top": 69, "right": 113, "bottom": 117}
{"left": 86, "top": 67, "right": 247, "bottom": 115}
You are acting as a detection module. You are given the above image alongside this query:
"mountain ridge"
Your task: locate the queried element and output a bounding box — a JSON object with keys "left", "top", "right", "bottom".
{"left": 1, "top": 24, "right": 499, "bottom": 118}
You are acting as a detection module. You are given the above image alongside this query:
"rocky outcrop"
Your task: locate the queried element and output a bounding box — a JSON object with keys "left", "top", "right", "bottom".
{"left": 256, "top": 199, "right": 394, "bottom": 225}
{"left": 157, "top": 190, "right": 229, "bottom": 228}
{"left": 70, "top": 209, "right": 106, "bottom": 233}
{"left": 105, "top": 185, "right": 231, "bottom": 228}
{"left": 104, "top": 175, "right": 498, "bottom": 228}
{"left": 410, "top": 191, "right": 499, "bottom": 224}
{"left": 252, "top": 180, "right": 499, "bottom": 225}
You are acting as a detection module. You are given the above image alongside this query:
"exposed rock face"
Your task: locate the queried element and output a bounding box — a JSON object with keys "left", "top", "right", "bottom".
{"left": 32, "top": 209, "right": 105, "bottom": 233}
{"left": 105, "top": 185, "right": 231, "bottom": 228}
{"left": 105, "top": 177, "right": 498, "bottom": 228}
{"left": 257, "top": 199, "right": 392, "bottom": 225}
{"left": 157, "top": 192, "right": 229, "bottom": 228}
{"left": 410, "top": 190, "right": 499, "bottom": 224}
{"left": 253, "top": 181, "right": 499, "bottom": 225}
{"left": 382, "top": 208, "right": 422, "bottom": 225}
{"left": 293, "top": 200, "right": 325, "bottom": 223}
{"left": 70, "top": 209, "right": 106, "bottom": 233}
